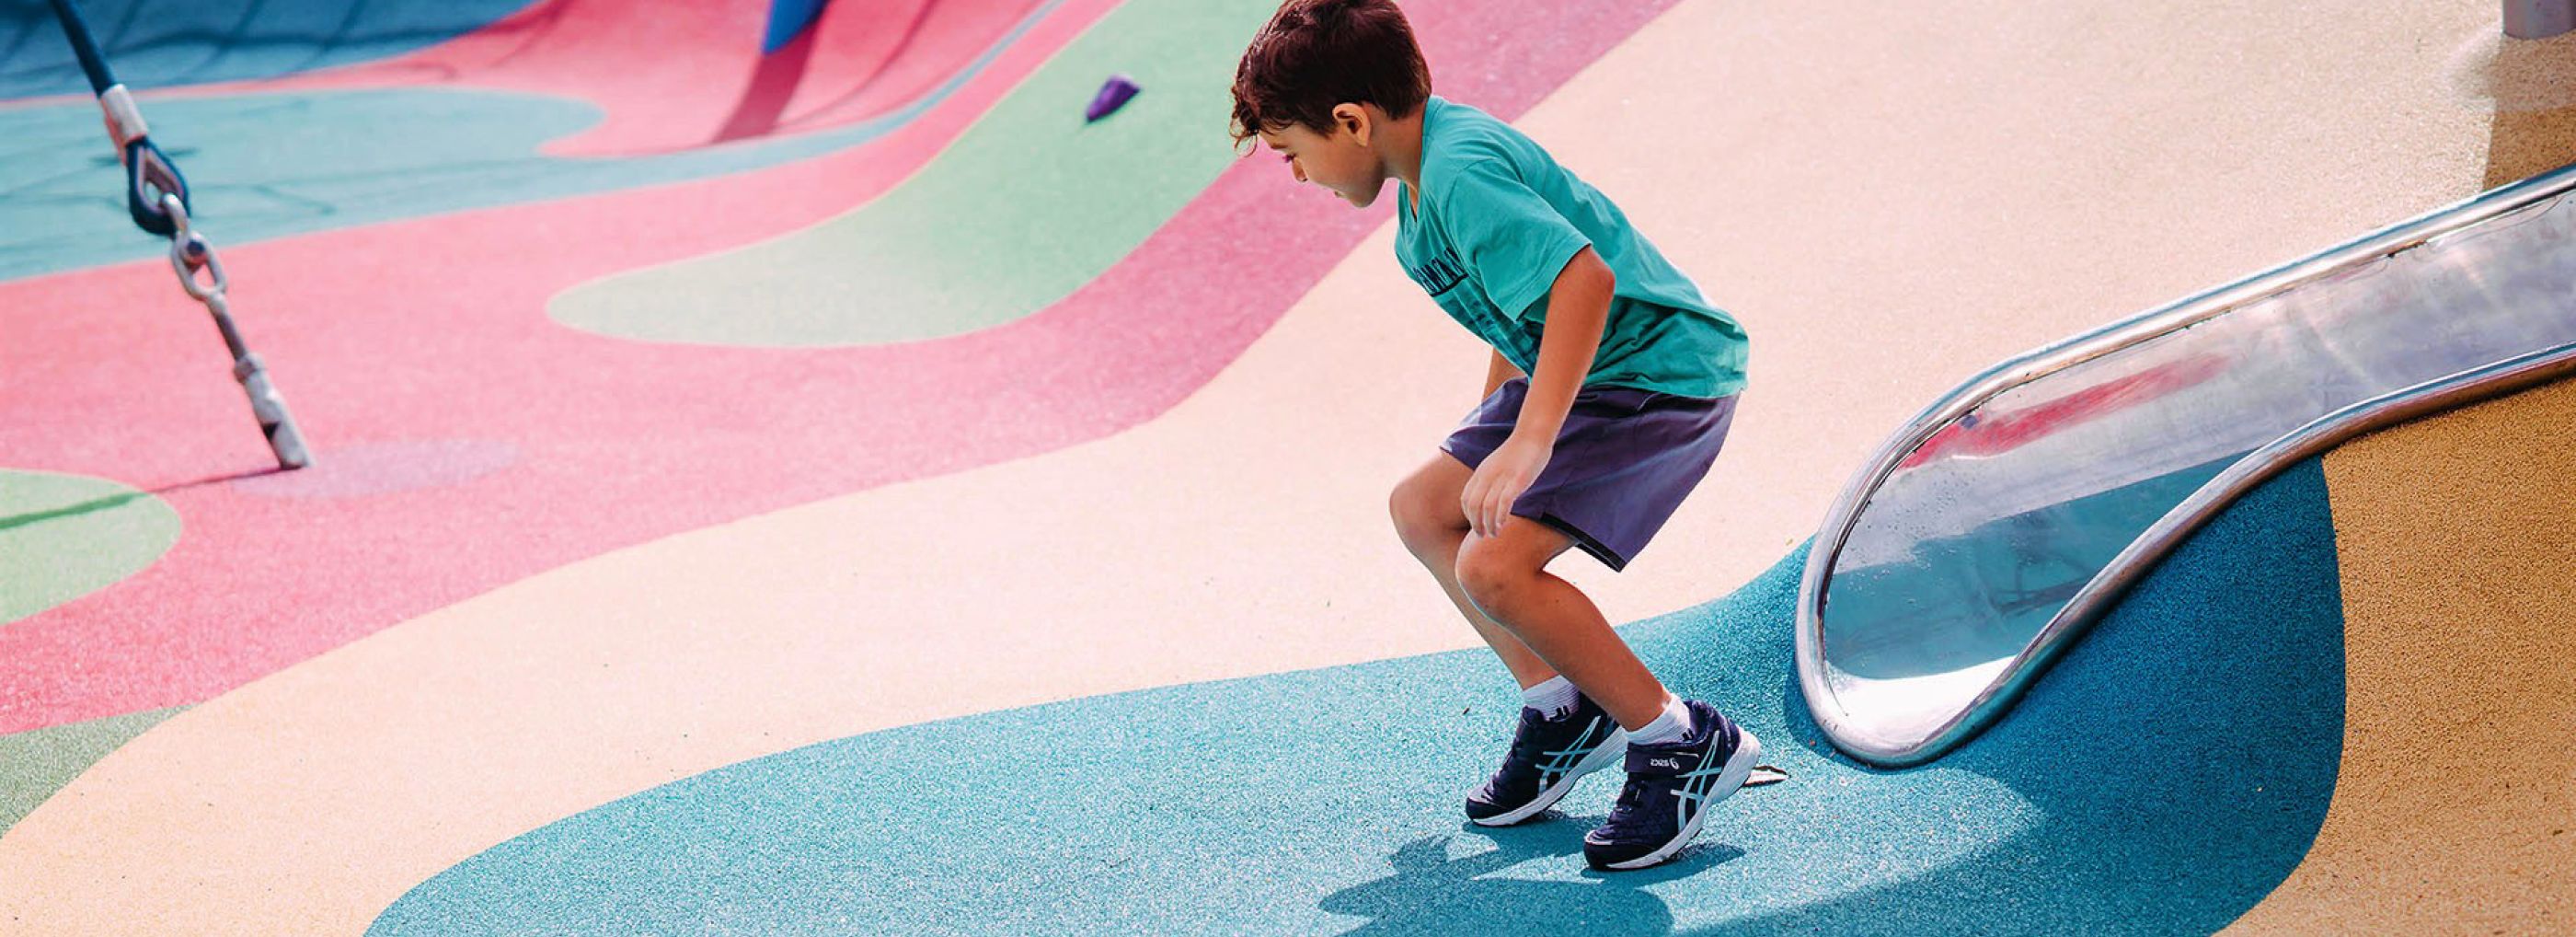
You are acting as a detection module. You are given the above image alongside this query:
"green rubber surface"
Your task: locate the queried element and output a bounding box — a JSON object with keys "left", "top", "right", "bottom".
{"left": 546, "top": 0, "right": 1277, "bottom": 347}
{"left": 0, "top": 706, "right": 182, "bottom": 836}
{"left": 1, "top": 470, "right": 179, "bottom": 625}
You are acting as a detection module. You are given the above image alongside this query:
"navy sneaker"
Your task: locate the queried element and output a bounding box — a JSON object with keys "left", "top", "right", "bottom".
{"left": 1583, "top": 700, "right": 1761, "bottom": 871}
{"left": 1465, "top": 694, "right": 1627, "bottom": 827}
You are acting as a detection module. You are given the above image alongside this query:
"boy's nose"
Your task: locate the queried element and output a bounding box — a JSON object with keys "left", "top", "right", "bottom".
{"left": 1291, "top": 164, "right": 1307, "bottom": 183}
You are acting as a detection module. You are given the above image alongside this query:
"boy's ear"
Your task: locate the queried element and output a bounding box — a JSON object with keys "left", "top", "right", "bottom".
{"left": 1332, "top": 102, "right": 1370, "bottom": 145}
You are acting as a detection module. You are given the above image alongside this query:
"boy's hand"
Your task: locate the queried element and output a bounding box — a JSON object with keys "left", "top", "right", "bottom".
{"left": 1464, "top": 434, "right": 1551, "bottom": 538}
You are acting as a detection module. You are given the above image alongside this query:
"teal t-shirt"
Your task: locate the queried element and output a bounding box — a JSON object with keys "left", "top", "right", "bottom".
{"left": 1394, "top": 97, "right": 1748, "bottom": 399}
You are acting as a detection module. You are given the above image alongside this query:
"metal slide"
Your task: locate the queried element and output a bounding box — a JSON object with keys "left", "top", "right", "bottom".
{"left": 1799, "top": 163, "right": 2576, "bottom": 767}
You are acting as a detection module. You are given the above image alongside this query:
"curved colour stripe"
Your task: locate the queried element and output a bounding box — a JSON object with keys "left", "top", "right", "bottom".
{"left": 2224, "top": 376, "right": 2576, "bottom": 933}
{"left": 230, "top": 0, "right": 1052, "bottom": 158}
{"left": 546, "top": 0, "right": 1263, "bottom": 346}
{"left": 1800, "top": 162, "right": 2576, "bottom": 767}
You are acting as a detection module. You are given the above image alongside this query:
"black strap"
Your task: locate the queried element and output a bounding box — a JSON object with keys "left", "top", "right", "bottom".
{"left": 46, "top": 0, "right": 190, "bottom": 237}
{"left": 44, "top": 0, "right": 117, "bottom": 94}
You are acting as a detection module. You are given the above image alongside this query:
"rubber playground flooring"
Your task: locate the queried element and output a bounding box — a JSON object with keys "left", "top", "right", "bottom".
{"left": 4, "top": 0, "right": 2571, "bottom": 933}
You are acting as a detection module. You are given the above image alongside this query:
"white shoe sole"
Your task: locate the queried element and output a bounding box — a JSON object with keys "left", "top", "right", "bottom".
{"left": 1468, "top": 727, "right": 1629, "bottom": 827}
{"left": 1601, "top": 728, "right": 1762, "bottom": 870}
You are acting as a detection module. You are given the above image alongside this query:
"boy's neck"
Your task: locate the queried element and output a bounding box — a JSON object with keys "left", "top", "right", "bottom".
{"left": 1379, "top": 105, "right": 1427, "bottom": 195}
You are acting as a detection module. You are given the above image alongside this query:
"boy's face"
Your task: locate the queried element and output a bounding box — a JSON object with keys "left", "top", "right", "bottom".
{"left": 1257, "top": 104, "right": 1387, "bottom": 209}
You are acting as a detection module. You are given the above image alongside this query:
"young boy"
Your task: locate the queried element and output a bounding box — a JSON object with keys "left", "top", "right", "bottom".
{"left": 1229, "top": 0, "right": 1761, "bottom": 871}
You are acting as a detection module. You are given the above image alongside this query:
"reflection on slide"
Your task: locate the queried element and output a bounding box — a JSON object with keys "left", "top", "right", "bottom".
{"left": 1808, "top": 168, "right": 2576, "bottom": 764}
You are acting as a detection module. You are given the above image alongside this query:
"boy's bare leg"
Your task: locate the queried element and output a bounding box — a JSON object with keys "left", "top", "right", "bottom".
{"left": 1454, "top": 514, "right": 1672, "bottom": 732}
{"left": 1390, "top": 456, "right": 1557, "bottom": 688}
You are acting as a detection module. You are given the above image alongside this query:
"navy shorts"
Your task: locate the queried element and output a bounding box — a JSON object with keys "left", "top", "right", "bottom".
{"left": 1440, "top": 376, "right": 1739, "bottom": 571}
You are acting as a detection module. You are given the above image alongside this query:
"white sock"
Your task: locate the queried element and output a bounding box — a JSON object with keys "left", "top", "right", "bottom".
{"left": 1520, "top": 676, "right": 1580, "bottom": 718}
{"left": 1627, "top": 695, "right": 1695, "bottom": 746}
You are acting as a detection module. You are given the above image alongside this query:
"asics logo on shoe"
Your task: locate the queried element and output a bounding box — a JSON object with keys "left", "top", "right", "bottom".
{"left": 1666, "top": 743, "right": 1735, "bottom": 817}
{"left": 1650, "top": 758, "right": 1681, "bottom": 769}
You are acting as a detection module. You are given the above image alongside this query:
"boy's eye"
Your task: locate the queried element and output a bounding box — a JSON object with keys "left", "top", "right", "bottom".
{"left": 1280, "top": 154, "right": 1294, "bottom": 165}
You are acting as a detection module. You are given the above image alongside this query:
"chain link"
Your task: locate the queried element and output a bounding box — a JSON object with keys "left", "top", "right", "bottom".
{"left": 159, "top": 191, "right": 227, "bottom": 302}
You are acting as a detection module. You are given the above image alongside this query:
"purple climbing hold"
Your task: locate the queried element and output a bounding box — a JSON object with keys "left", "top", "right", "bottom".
{"left": 1086, "top": 75, "right": 1141, "bottom": 122}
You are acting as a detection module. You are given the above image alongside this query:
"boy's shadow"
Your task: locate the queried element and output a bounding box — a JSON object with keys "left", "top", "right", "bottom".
{"left": 1318, "top": 819, "right": 1742, "bottom": 936}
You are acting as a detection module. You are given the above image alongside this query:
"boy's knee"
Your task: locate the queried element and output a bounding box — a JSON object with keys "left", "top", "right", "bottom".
{"left": 1453, "top": 538, "right": 1534, "bottom": 611}
{"left": 1387, "top": 474, "right": 1460, "bottom": 553}
{"left": 1387, "top": 484, "right": 1427, "bottom": 548}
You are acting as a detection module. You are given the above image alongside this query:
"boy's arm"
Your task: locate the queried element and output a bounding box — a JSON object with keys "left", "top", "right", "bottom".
{"left": 1462, "top": 246, "right": 1614, "bottom": 538}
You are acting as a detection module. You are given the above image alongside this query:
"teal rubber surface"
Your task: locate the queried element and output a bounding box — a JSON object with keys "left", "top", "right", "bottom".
{"left": 0, "top": 0, "right": 533, "bottom": 99}
{"left": 373, "top": 461, "right": 2349, "bottom": 936}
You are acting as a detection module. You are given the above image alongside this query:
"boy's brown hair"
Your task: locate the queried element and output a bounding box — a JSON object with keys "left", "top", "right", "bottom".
{"left": 1228, "top": 0, "right": 1431, "bottom": 146}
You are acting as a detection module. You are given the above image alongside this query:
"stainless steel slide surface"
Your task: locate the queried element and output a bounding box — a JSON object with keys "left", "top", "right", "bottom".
{"left": 1799, "top": 164, "right": 2576, "bottom": 767}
